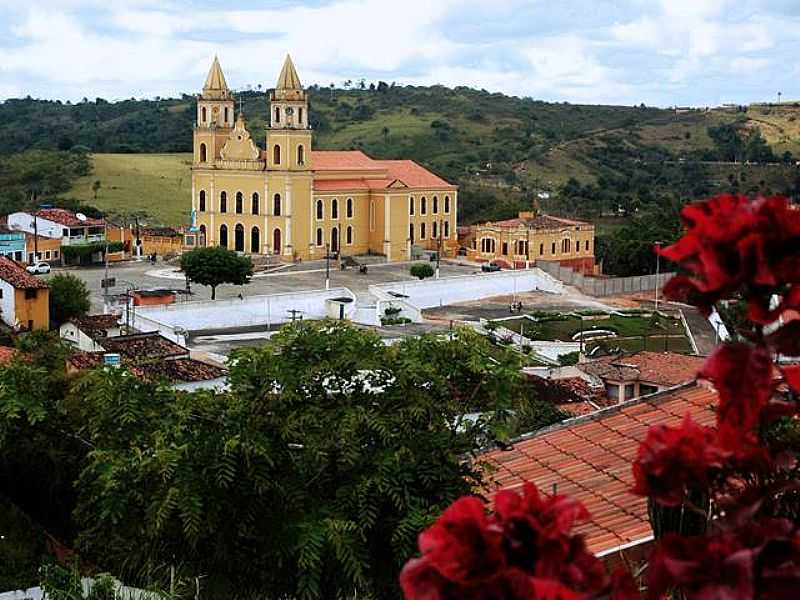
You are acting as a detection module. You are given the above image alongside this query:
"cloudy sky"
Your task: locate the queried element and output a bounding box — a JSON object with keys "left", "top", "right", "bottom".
{"left": 1, "top": 0, "right": 798, "bottom": 107}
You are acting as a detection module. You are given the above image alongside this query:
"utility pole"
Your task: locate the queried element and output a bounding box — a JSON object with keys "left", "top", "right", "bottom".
{"left": 525, "top": 229, "right": 531, "bottom": 270}
{"left": 435, "top": 219, "right": 442, "bottom": 279}
{"left": 325, "top": 242, "right": 330, "bottom": 290}
{"left": 654, "top": 241, "right": 662, "bottom": 312}
{"left": 103, "top": 219, "right": 110, "bottom": 311}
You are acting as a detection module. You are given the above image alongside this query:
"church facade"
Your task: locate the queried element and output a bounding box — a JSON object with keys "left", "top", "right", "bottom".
{"left": 191, "top": 56, "right": 458, "bottom": 262}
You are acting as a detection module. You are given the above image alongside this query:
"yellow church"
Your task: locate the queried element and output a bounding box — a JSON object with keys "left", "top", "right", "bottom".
{"left": 191, "top": 55, "right": 458, "bottom": 262}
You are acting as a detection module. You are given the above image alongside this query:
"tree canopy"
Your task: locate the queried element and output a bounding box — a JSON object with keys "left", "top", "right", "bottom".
{"left": 179, "top": 246, "right": 253, "bottom": 299}
{"left": 47, "top": 273, "right": 91, "bottom": 326}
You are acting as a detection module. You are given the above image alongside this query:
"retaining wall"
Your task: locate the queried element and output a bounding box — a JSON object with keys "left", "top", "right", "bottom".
{"left": 537, "top": 261, "right": 675, "bottom": 297}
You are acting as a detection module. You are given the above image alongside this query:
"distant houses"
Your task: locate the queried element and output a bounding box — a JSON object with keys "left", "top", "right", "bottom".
{"left": 0, "top": 256, "right": 49, "bottom": 331}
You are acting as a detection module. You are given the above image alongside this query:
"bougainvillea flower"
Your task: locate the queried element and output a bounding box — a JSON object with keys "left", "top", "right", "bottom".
{"left": 699, "top": 342, "right": 774, "bottom": 433}
{"left": 632, "top": 415, "right": 728, "bottom": 507}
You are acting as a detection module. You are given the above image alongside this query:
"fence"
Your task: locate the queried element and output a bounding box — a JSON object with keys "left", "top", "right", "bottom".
{"left": 536, "top": 261, "right": 675, "bottom": 297}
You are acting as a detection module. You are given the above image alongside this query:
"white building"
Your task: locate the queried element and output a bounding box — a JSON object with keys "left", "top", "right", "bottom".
{"left": 59, "top": 314, "right": 122, "bottom": 352}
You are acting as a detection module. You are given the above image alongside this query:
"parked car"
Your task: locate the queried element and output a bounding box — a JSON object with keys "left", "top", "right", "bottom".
{"left": 481, "top": 262, "right": 502, "bottom": 272}
{"left": 26, "top": 262, "right": 51, "bottom": 275}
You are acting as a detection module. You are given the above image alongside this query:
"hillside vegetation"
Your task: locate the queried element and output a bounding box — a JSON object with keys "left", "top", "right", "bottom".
{"left": 4, "top": 86, "right": 800, "bottom": 271}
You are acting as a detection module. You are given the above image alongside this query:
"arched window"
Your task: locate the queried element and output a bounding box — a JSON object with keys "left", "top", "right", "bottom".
{"left": 444, "top": 220, "right": 450, "bottom": 238}
{"left": 224, "top": 107, "right": 229, "bottom": 124}
{"left": 346, "top": 198, "right": 353, "bottom": 218}
{"left": 444, "top": 196, "right": 450, "bottom": 213}
{"left": 275, "top": 106, "right": 280, "bottom": 124}
{"left": 316, "top": 199, "right": 323, "bottom": 220}
{"left": 273, "top": 144, "right": 281, "bottom": 165}
{"left": 562, "top": 239, "right": 571, "bottom": 253}
{"left": 199, "top": 224, "right": 207, "bottom": 247}
{"left": 409, "top": 196, "right": 415, "bottom": 215}
{"left": 252, "top": 192, "right": 259, "bottom": 215}
{"left": 432, "top": 221, "right": 438, "bottom": 239}
{"left": 421, "top": 222, "right": 427, "bottom": 239}
{"left": 298, "top": 107, "right": 304, "bottom": 125}
{"left": 539, "top": 243, "right": 544, "bottom": 256}
{"left": 316, "top": 227, "right": 323, "bottom": 246}
{"left": 433, "top": 196, "right": 439, "bottom": 214}
{"left": 220, "top": 191, "right": 227, "bottom": 213}
{"left": 251, "top": 226, "right": 260, "bottom": 253}
{"left": 201, "top": 106, "right": 207, "bottom": 123}
{"left": 199, "top": 143, "right": 207, "bottom": 163}
{"left": 235, "top": 191, "right": 243, "bottom": 214}
{"left": 331, "top": 227, "right": 339, "bottom": 253}
{"left": 235, "top": 223, "right": 245, "bottom": 252}
{"left": 551, "top": 242, "right": 556, "bottom": 254}
{"left": 331, "top": 199, "right": 338, "bottom": 220}
{"left": 346, "top": 225, "right": 353, "bottom": 245}
{"left": 421, "top": 197, "right": 427, "bottom": 215}
{"left": 219, "top": 224, "right": 228, "bottom": 248}
{"left": 273, "top": 228, "right": 282, "bottom": 254}
{"left": 409, "top": 223, "right": 415, "bottom": 243}
{"left": 273, "top": 194, "right": 281, "bottom": 216}
{"left": 199, "top": 190, "right": 206, "bottom": 212}
{"left": 586, "top": 240, "right": 591, "bottom": 252}
{"left": 298, "top": 145, "right": 305, "bottom": 165}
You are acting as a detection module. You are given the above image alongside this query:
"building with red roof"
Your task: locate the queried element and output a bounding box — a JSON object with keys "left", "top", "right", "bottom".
{"left": 190, "top": 55, "right": 457, "bottom": 262}
{"left": 461, "top": 211, "right": 596, "bottom": 273}
{"left": 0, "top": 256, "right": 49, "bottom": 330}
{"left": 7, "top": 208, "right": 107, "bottom": 265}
{"left": 480, "top": 382, "right": 718, "bottom": 567}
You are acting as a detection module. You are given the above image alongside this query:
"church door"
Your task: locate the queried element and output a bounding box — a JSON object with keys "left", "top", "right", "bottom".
{"left": 234, "top": 224, "right": 245, "bottom": 252}
{"left": 273, "top": 228, "right": 282, "bottom": 254}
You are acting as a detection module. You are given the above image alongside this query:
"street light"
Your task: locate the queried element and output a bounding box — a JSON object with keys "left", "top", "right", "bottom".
{"left": 325, "top": 242, "right": 330, "bottom": 290}
{"left": 435, "top": 219, "right": 443, "bottom": 279}
{"left": 654, "top": 241, "right": 662, "bottom": 312}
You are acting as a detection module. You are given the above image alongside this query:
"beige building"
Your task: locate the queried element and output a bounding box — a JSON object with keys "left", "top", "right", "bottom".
{"left": 192, "top": 56, "right": 458, "bottom": 262}
{"left": 462, "top": 212, "right": 596, "bottom": 274}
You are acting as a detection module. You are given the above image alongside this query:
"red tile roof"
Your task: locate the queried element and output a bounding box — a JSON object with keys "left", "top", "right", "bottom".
{"left": 72, "top": 314, "right": 119, "bottom": 335}
{"left": 580, "top": 352, "right": 705, "bottom": 387}
{"left": 374, "top": 159, "right": 454, "bottom": 189}
{"left": 492, "top": 214, "right": 587, "bottom": 229}
{"left": 36, "top": 208, "right": 105, "bottom": 228}
{"left": 311, "top": 150, "right": 377, "bottom": 170}
{"left": 479, "top": 383, "right": 718, "bottom": 556}
{"left": 131, "top": 358, "right": 227, "bottom": 383}
{"left": 310, "top": 151, "right": 455, "bottom": 190}
{"left": 100, "top": 332, "right": 188, "bottom": 362}
{"left": 0, "top": 346, "right": 16, "bottom": 363}
{"left": 67, "top": 351, "right": 105, "bottom": 370}
{"left": 313, "top": 179, "right": 371, "bottom": 191}
{"left": 0, "top": 256, "right": 49, "bottom": 289}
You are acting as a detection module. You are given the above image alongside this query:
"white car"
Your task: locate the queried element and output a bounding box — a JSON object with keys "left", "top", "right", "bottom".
{"left": 26, "top": 262, "right": 51, "bottom": 275}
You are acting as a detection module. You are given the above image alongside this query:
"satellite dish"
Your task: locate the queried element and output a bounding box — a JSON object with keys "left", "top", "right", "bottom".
{"left": 76, "top": 213, "right": 87, "bottom": 222}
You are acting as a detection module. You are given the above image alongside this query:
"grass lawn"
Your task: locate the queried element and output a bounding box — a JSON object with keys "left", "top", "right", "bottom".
{"left": 70, "top": 153, "right": 192, "bottom": 226}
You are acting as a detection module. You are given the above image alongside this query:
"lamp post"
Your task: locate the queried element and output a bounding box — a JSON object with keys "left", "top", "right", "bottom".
{"left": 525, "top": 228, "right": 531, "bottom": 270}
{"left": 654, "top": 241, "right": 662, "bottom": 312}
{"left": 435, "top": 219, "right": 443, "bottom": 280}
{"left": 325, "top": 242, "right": 330, "bottom": 290}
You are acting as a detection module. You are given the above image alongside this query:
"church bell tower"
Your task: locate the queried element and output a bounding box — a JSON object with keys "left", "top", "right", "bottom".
{"left": 266, "top": 55, "right": 312, "bottom": 171}
{"left": 194, "top": 56, "right": 235, "bottom": 166}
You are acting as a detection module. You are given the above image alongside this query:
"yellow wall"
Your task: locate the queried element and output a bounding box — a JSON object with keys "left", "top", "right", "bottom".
{"left": 466, "top": 221, "right": 595, "bottom": 265}
{"left": 15, "top": 287, "right": 49, "bottom": 331}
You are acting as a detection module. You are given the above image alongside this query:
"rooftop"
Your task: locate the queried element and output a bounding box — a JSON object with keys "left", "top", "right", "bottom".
{"left": 140, "top": 227, "right": 182, "bottom": 238}
{"left": 492, "top": 214, "right": 588, "bottom": 230}
{"left": 0, "top": 346, "right": 16, "bottom": 363}
{"left": 310, "top": 151, "right": 455, "bottom": 190}
{"left": 35, "top": 208, "right": 105, "bottom": 228}
{"left": 71, "top": 314, "right": 119, "bottom": 334}
{"left": 480, "top": 383, "right": 718, "bottom": 555}
{"left": 580, "top": 351, "right": 706, "bottom": 387}
{"left": 100, "top": 332, "right": 188, "bottom": 362}
{"left": 66, "top": 351, "right": 105, "bottom": 370}
{"left": 0, "top": 256, "right": 49, "bottom": 289}
{"left": 132, "top": 358, "right": 227, "bottom": 383}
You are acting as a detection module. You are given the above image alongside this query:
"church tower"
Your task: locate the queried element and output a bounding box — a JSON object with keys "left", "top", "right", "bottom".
{"left": 266, "top": 55, "right": 312, "bottom": 171}
{"left": 194, "top": 56, "right": 235, "bottom": 166}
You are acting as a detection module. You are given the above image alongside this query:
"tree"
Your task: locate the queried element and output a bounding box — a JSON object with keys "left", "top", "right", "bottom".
{"left": 179, "top": 246, "right": 253, "bottom": 300}
{"left": 91, "top": 179, "right": 101, "bottom": 201}
{"left": 410, "top": 263, "right": 434, "bottom": 279}
{"left": 48, "top": 273, "right": 90, "bottom": 326}
{"left": 382, "top": 126, "right": 390, "bottom": 143}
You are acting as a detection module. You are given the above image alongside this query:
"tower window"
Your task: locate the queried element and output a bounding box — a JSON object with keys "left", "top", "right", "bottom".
{"left": 201, "top": 106, "right": 207, "bottom": 123}
{"left": 316, "top": 199, "right": 323, "bottom": 220}
{"left": 252, "top": 192, "right": 259, "bottom": 215}
{"left": 199, "top": 143, "right": 207, "bottom": 163}
{"left": 298, "top": 107, "right": 304, "bottom": 125}
{"left": 331, "top": 199, "right": 338, "bottom": 220}
{"left": 273, "top": 193, "right": 281, "bottom": 216}
{"left": 235, "top": 191, "right": 243, "bottom": 214}
{"left": 220, "top": 191, "right": 227, "bottom": 213}
{"left": 347, "top": 198, "right": 353, "bottom": 218}
{"left": 199, "top": 190, "right": 206, "bottom": 212}
{"left": 224, "top": 107, "right": 229, "bottom": 124}
{"left": 275, "top": 106, "right": 280, "bottom": 124}
{"left": 273, "top": 145, "right": 281, "bottom": 165}
{"left": 298, "top": 145, "right": 305, "bottom": 165}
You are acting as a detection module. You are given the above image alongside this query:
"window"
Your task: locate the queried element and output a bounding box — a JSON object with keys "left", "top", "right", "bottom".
{"left": 54, "top": 250, "right": 59, "bottom": 258}
{"left": 220, "top": 191, "right": 227, "bottom": 213}
{"left": 62, "top": 229, "right": 68, "bottom": 237}
{"left": 199, "top": 190, "right": 206, "bottom": 212}
{"left": 201, "top": 106, "right": 207, "bottom": 123}
{"left": 224, "top": 107, "right": 229, "bottom": 123}
{"left": 624, "top": 383, "right": 635, "bottom": 400}
{"left": 251, "top": 226, "right": 260, "bottom": 253}
{"left": 551, "top": 242, "right": 556, "bottom": 254}
{"left": 331, "top": 198, "right": 338, "bottom": 220}
{"left": 298, "top": 145, "right": 305, "bottom": 165}
{"left": 409, "top": 196, "right": 415, "bottom": 215}
{"left": 421, "top": 222, "right": 426, "bottom": 239}
{"left": 421, "top": 196, "right": 427, "bottom": 215}
{"left": 409, "top": 223, "right": 414, "bottom": 243}
{"left": 346, "top": 225, "right": 353, "bottom": 245}
{"left": 219, "top": 224, "right": 228, "bottom": 248}
{"left": 298, "top": 107, "right": 304, "bottom": 125}
{"left": 234, "top": 224, "right": 245, "bottom": 252}
{"left": 199, "top": 225, "right": 207, "bottom": 247}
{"left": 252, "top": 192, "right": 259, "bottom": 215}
{"left": 502, "top": 242, "right": 508, "bottom": 255}
{"left": 273, "top": 193, "right": 281, "bottom": 216}
{"left": 199, "top": 143, "right": 207, "bottom": 162}
{"left": 273, "top": 228, "right": 282, "bottom": 254}
{"left": 539, "top": 243, "right": 544, "bottom": 256}
{"left": 586, "top": 240, "right": 591, "bottom": 252}
{"left": 347, "top": 198, "right": 353, "bottom": 218}
{"left": 273, "top": 144, "right": 281, "bottom": 165}
{"left": 606, "top": 383, "right": 619, "bottom": 401}
{"left": 235, "top": 191, "right": 243, "bottom": 214}
{"left": 316, "top": 228, "right": 323, "bottom": 246}
{"left": 45, "top": 250, "right": 50, "bottom": 259}
{"left": 0, "top": 289, "right": 3, "bottom": 299}
{"left": 562, "top": 239, "right": 571, "bottom": 253}
{"left": 433, "top": 196, "right": 438, "bottom": 214}
{"left": 481, "top": 238, "right": 496, "bottom": 253}
{"left": 640, "top": 384, "right": 658, "bottom": 396}
{"left": 275, "top": 106, "right": 280, "bottom": 123}
{"left": 432, "top": 221, "right": 438, "bottom": 239}
{"left": 444, "top": 195, "right": 450, "bottom": 213}
{"left": 316, "top": 199, "right": 323, "bottom": 220}
{"left": 444, "top": 220, "right": 450, "bottom": 238}
{"left": 331, "top": 227, "right": 339, "bottom": 252}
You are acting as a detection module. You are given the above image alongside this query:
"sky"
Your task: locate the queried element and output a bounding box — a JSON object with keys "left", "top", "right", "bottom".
{"left": 0, "top": 0, "right": 798, "bottom": 107}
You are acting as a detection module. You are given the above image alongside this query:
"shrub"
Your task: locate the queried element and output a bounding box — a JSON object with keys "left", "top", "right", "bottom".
{"left": 410, "top": 263, "right": 435, "bottom": 279}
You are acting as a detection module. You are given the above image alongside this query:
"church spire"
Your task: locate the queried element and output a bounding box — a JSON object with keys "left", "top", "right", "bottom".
{"left": 276, "top": 54, "right": 302, "bottom": 91}
{"left": 203, "top": 56, "right": 230, "bottom": 99}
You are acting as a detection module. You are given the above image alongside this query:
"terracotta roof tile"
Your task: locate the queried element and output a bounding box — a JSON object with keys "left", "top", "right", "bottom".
{"left": 493, "top": 214, "right": 588, "bottom": 229}
{"left": 310, "top": 151, "right": 455, "bottom": 190}
{"left": 0, "top": 346, "right": 16, "bottom": 363}
{"left": 36, "top": 208, "right": 105, "bottom": 228}
{"left": 581, "top": 351, "right": 706, "bottom": 387}
{"left": 67, "top": 351, "right": 105, "bottom": 370}
{"left": 0, "top": 256, "right": 49, "bottom": 289}
{"left": 479, "top": 383, "right": 718, "bottom": 556}
{"left": 132, "top": 358, "right": 227, "bottom": 383}
{"left": 311, "top": 150, "right": 377, "bottom": 170}
{"left": 100, "top": 333, "right": 188, "bottom": 362}
{"left": 72, "top": 314, "right": 119, "bottom": 333}
{"left": 373, "top": 159, "right": 455, "bottom": 189}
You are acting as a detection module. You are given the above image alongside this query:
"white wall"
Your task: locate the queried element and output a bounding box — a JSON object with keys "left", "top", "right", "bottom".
{"left": 7, "top": 212, "right": 65, "bottom": 239}
{"left": 0, "top": 279, "right": 16, "bottom": 328}
{"left": 129, "top": 288, "right": 356, "bottom": 337}
{"left": 370, "top": 269, "right": 564, "bottom": 311}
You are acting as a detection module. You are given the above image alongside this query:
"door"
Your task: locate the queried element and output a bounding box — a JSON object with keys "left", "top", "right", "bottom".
{"left": 234, "top": 224, "right": 245, "bottom": 252}
{"left": 331, "top": 226, "right": 339, "bottom": 253}
{"left": 273, "top": 228, "right": 281, "bottom": 254}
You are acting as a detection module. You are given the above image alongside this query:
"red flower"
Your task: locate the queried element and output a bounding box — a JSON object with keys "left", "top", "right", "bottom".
{"left": 632, "top": 415, "right": 728, "bottom": 507}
